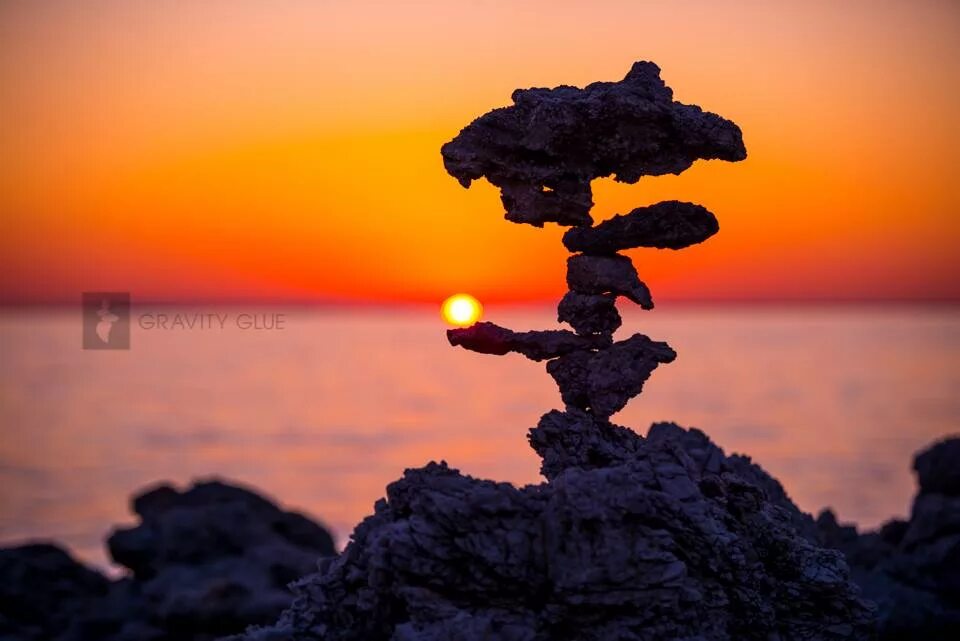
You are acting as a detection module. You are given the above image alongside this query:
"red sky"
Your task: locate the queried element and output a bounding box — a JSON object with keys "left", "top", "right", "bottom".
{"left": 1, "top": 0, "right": 958, "bottom": 305}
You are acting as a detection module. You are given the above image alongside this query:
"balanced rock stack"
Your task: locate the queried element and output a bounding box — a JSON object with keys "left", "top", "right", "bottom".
{"left": 235, "top": 63, "right": 876, "bottom": 641}
{"left": 443, "top": 61, "right": 744, "bottom": 424}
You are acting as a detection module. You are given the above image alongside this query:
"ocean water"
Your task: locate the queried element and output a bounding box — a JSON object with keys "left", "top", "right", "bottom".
{"left": 0, "top": 305, "right": 958, "bottom": 570}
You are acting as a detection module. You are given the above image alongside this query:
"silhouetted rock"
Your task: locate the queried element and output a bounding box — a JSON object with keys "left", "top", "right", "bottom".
{"left": 236, "top": 424, "right": 874, "bottom": 641}
{"left": 109, "top": 480, "right": 334, "bottom": 579}
{"left": 546, "top": 333, "right": 676, "bottom": 418}
{"left": 0, "top": 543, "right": 109, "bottom": 641}
{"left": 527, "top": 408, "right": 642, "bottom": 479}
{"left": 566, "top": 254, "right": 653, "bottom": 308}
{"left": 563, "top": 200, "right": 719, "bottom": 253}
{"left": 98, "top": 480, "right": 334, "bottom": 639}
{"left": 914, "top": 437, "right": 960, "bottom": 496}
{"left": 556, "top": 291, "right": 622, "bottom": 336}
{"left": 816, "top": 436, "right": 960, "bottom": 640}
{"left": 442, "top": 62, "right": 746, "bottom": 227}
{"left": 447, "top": 321, "right": 610, "bottom": 361}
{"left": 0, "top": 480, "right": 336, "bottom": 641}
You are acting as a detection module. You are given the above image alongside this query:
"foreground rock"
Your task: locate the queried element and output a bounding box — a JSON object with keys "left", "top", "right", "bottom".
{"left": 0, "top": 480, "right": 335, "bottom": 641}
{"left": 816, "top": 436, "right": 960, "bottom": 640}
{"left": 0, "top": 543, "right": 109, "bottom": 641}
{"left": 236, "top": 422, "right": 875, "bottom": 641}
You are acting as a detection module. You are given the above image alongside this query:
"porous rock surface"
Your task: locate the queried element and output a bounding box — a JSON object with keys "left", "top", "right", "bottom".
{"left": 816, "top": 436, "right": 960, "bottom": 640}
{"left": 556, "top": 291, "right": 622, "bottom": 336}
{"left": 565, "top": 254, "right": 654, "bottom": 309}
{"left": 441, "top": 62, "right": 746, "bottom": 227}
{"left": 442, "top": 62, "right": 745, "bottom": 418}
{"left": 545, "top": 333, "right": 676, "bottom": 418}
{"left": 562, "top": 200, "right": 719, "bottom": 253}
{"left": 236, "top": 421, "right": 875, "bottom": 641}
{"left": 0, "top": 480, "right": 336, "bottom": 641}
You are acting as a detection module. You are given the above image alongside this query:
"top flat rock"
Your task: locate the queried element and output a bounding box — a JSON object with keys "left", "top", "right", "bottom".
{"left": 563, "top": 200, "right": 719, "bottom": 253}
{"left": 441, "top": 61, "right": 746, "bottom": 227}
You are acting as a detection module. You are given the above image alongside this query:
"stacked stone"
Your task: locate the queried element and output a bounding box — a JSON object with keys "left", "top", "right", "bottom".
{"left": 443, "top": 61, "right": 745, "bottom": 426}
{"left": 224, "top": 62, "right": 877, "bottom": 641}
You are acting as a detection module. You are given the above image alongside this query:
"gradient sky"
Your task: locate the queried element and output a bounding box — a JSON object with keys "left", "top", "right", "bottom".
{"left": 1, "top": 0, "right": 958, "bottom": 304}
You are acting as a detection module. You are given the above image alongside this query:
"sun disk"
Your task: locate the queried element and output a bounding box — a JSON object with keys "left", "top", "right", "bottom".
{"left": 441, "top": 293, "right": 483, "bottom": 327}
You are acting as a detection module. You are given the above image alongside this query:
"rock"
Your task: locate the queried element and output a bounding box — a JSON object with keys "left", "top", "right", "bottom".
{"left": 546, "top": 333, "right": 676, "bottom": 418}
{"left": 236, "top": 424, "right": 875, "bottom": 641}
{"left": 447, "top": 321, "right": 611, "bottom": 361}
{"left": 0, "top": 543, "right": 109, "bottom": 641}
{"left": 0, "top": 479, "right": 338, "bottom": 641}
{"left": 109, "top": 480, "right": 335, "bottom": 580}
{"left": 562, "top": 200, "right": 719, "bottom": 253}
{"left": 441, "top": 61, "right": 746, "bottom": 227}
{"left": 556, "top": 291, "right": 622, "bottom": 336}
{"left": 914, "top": 437, "right": 960, "bottom": 496}
{"left": 527, "top": 408, "right": 643, "bottom": 479}
{"left": 98, "top": 479, "right": 335, "bottom": 639}
{"left": 816, "top": 436, "right": 960, "bottom": 640}
{"left": 566, "top": 254, "right": 653, "bottom": 309}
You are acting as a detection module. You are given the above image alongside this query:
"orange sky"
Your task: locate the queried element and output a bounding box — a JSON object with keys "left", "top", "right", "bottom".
{"left": 1, "top": 0, "right": 958, "bottom": 304}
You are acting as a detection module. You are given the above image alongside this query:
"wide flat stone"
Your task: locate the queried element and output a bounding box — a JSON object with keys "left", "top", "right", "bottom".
{"left": 563, "top": 200, "right": 719, "bottom": 253}
{"left": 442, "top": 61, "right": 746, "bottom": 227}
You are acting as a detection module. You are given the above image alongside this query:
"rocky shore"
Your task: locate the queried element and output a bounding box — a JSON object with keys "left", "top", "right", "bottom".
{"left": 2, "top": 434, "right": 957, "bottom": 640}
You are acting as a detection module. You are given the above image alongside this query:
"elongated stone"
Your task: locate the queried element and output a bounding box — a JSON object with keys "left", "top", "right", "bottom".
{"left": 566, "top": 254, "right": 653, "bottom": 309}
{"left": 563, "top": 200, "right": 719, "bottom": 253}
{"left": 546, "top": 333, "right": 676, "bottom": 417}
{"left": 447, "top": 321, "right": 611, "bottom": 362}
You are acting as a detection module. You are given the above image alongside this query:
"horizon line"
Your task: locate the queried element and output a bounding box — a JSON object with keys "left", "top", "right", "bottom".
{"left": 2, "top": 296, "right": 959, "bottom": 309}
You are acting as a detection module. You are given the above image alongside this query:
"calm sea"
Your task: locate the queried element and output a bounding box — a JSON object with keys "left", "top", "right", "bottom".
{"left": 1, "top": 305, "right": 958, "bottom": 570}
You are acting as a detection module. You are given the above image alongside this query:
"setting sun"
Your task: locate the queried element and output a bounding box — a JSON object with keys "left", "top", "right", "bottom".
{"left": 441, "top": 293, "right": 483, "bottom": 327}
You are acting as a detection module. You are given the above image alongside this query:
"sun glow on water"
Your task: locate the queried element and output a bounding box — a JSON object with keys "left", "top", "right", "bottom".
{"left": 441, "top": 293, "right": 483, "bottom": 327}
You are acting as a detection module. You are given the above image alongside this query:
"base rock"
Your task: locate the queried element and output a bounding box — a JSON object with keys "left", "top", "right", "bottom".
{"left": 236, "top": 421, "right": 875, "bottom": 641}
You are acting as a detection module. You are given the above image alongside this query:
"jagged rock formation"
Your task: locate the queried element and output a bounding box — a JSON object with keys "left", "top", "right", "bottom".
{"left": 236, "top": 421, "right": 875, "bottom": 641}
{"left": 229, "top": 62, "right": 880, "bottom": 640}
{"left": 816, "top": 436, "right": 960, "bottom": 640}
{"left": 0, "top": 480, "right": 335, "bottom": 641}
